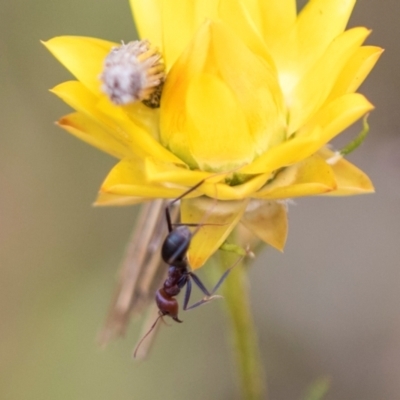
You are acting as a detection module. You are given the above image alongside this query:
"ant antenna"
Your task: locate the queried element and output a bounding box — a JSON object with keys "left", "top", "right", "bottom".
{"left": 133, "top": 313, "right": 164, "bottom": 359}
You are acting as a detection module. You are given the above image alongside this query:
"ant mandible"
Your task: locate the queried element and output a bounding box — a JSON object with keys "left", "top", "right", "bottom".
{"left": 134, "top": 177, "right": 246, "bottom": 357}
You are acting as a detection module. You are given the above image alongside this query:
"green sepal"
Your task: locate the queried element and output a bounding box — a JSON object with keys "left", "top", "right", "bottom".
{"left": 219, "top": 242, "right": 247, "bottom": 256}
{"left": 340, "top": 114, "right": 370, "bottom": 156}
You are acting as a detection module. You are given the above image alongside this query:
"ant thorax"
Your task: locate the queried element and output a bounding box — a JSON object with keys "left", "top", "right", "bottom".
{"left": 161, "top": 225, "right": 192, "bottom": 267}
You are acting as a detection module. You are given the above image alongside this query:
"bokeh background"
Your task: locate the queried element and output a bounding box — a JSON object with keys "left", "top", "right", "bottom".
{"left": 1, "top": 1, "right": 399, "bottom": 399}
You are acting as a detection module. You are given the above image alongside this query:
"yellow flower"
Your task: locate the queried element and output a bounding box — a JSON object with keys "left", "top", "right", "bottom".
{"left": 44, "top": 0, "right": 382, "bottom": 269}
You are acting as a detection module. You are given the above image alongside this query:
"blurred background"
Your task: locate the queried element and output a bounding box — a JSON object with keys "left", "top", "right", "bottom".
{"left": 0, "top": 0, "right": 399, "bottom": 399}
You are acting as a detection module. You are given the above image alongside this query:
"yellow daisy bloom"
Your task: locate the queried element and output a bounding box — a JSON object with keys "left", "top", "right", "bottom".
{"left": 44, "top": 0, "right": 382, "bottom": 269}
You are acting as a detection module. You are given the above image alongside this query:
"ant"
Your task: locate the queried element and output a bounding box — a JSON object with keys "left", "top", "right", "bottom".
{"left": 134, "top": 178, "right": 247, "bottom": 357}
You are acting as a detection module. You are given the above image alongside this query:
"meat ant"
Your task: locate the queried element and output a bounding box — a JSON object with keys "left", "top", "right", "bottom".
{"left": 133, "top": 178, "right": 247, "bottom": 357}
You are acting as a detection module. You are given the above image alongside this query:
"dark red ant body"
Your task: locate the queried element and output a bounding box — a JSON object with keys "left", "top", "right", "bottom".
{"left": 156, "top": 225, "right": 192, "bottom": 323}
{"left": 134, "top": 178, "right": 245, "bottom": 357}
{"left": 155, "top": 179, "right": 232, "bottom": 322}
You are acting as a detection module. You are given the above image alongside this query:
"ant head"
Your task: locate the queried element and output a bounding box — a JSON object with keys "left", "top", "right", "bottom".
{"left": 161, "top": 225, "right": 192, "bottom": 266}
{"left": 155, "top": 288, "right": 183, "bottom": 323}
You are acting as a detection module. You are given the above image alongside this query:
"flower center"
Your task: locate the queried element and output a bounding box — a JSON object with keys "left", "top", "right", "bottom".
{"left": 100, "top": 40, "right": 165, "bottom": 108}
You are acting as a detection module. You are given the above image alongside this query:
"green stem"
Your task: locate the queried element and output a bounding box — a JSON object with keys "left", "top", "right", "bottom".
{"left": 218, "top": 251, "right": 267, "bottom": 400}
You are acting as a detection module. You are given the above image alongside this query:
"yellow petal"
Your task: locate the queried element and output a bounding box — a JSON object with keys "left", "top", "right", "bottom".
{"left": 218, "top": 0, "right": 280, "bottom": 70}
{"left": 251, "top": 94, "right": 373, "bottom": 175}
{"left": 145, "top": 157, "right": 219, "bottom": 186}
{"left": 274, "top": 0, "right": 356, "bottom": 84}
{"left": 299, "top": 93, "right": 374, "bottom": 144}
{"left": 43, "top": 36, "right": 115, "bottom": 95}
{"left": 239, "top": 126, "right": 322, "bottom": 174}
{"left": 121, "top": 101, "right": 161, "bottom": 142}
{"left": 198, "top": 172, "right": 272, "bottom": 200}
{"left": 250, "top": 0, "right": 297, "bottom": 48}
{"left": 245, "top": 94, "right": 373, "bottom": 176}
{"left": 96, "top": 96, "right": 185, "bottom": 165}
{"left": 160, "top": 1, "right": 219, "bottom": 69}
{"left": 254, "top": 154, "right": 337, "bottom": 199}
{"left": 186, "top": 74, "right": 254, "bottom": 170}
{"left": 101, "top": 158, "right": 191, "bottom": 199}
{"left": 288, "top": 27, "right": 371, "bottom": 133}
{"left": 327, "top": 46, "right": 384, "bottom": 101}
{"left": 57, "top": 112, "right": 131, "bottom": 159}
{"left": 146, "top": 156, "right": 272, "bottom": 200}
{"left": 207, "top": 21, "right": 285, "bottom": 155}
{"left": 162, "top": 20, "right": 285, "bottom": 170}
{"left": 182, "top": 197, "right": 249, "bottom": 269}
{"left": 243, "top": 91, "right": 371, "bottom": 176}
{"left": 129, "top": 0, "right": 162, "bottom": 49}
{"left": 94, "top": 192, "right": 146, "bottom": 206}
{"left": 241, "top": 200, "right": 288, "bottom": 251}
{"left": 319, "top": 148, "right": 374, "bottom": 195}
{"left": 51, "top": 81, "right": 133, "bottom": 152}
{"left": 160, "top": 21, "right": 210, "bottom": 168}
{"left": 252, "top": 94, "right": 374, "bottom": 175}
{"left": 52, "top": 80, "right": 185, "bottom": 165}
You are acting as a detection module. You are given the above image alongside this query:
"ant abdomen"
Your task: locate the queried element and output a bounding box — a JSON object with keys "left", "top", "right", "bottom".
{"left": 155, "top": 288, "right": 182, "bottom": 323}
{"left": 161, "top": 225, "right": 192, "bottom": 266}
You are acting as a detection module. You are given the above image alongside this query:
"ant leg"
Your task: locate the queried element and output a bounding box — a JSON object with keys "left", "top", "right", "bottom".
{"left": 188, "top": 272, "right": 211, "bottom": 297}
{"left": 171, "top": 223, "right": 225, "bottom": 228}
{"left": 163, "top": 178, "right": 219, "bottom": 265}
{"left": 205, "top": 264, "right": 235, "bottom": 295}
{"left": 165, "top": 178, "right": 207, "bottom": 232}
{"left": 208, "top": 247, "right": 252, "bottom": 295}
{"left": 182, "top": 277, "right": 192, "bottom": 311}
{"left": 182, "top": 272, "right": 220, "bottom": 311}
{"left": 185, "top": 252, "right": 247, "bottom": 311}
{"left": 183, "top": 274, "right": 220, "bottom": 311}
